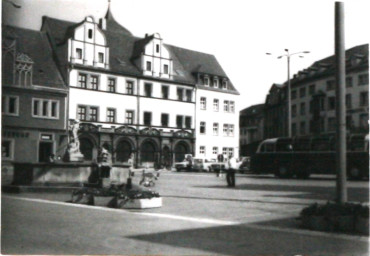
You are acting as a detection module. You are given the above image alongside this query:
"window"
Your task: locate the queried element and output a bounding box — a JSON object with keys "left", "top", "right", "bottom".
{"left": 345, "top": 94, "right": 352, "bottom": 109}
{"left": 90, "top": 75, "right": 99, "bottom": 90}
{"left": 125, "top": 110, "right": 134, "bottom": 124}
{"left": 360, "top": 91, "right": 368, "bottom": 106}
{"left": 200, "top": 97, "right": 206, "bottom": 110}
{"left": 230, "top": 101, "right": 235, "bottom": 113}
{"left": 300, "top": 102, "right": 305, "bottom": 115}
{"left": 186, "top": 90, "right": 192, "bottom": 102}
{"left": 76, "top": 48, "right": 82, "bottom": 59}
{"left": 126, "top": 81, "right": 134, "bottom": 95}
{"left": 309, "top": 84, "right": 315, "bottom": 95}
{"left": 328, "top": 96, "right": 336, "bottom": 110}
{"left": 2, "top": 96, "right": 19, "bottom": 116}
{"left": 326, "top": 80, "right": 335, "bottom": 91}
{"left": 106, "top": 108, "right": 116, "bottom": 123}
{"left": 223, "top": 124, "right": 228, "bottom": 136}
{"left": 291, "top": 90, "right": 297, "bottom": 100}
{"left": 32, "top": 99, "right": 59, "bottom": 119}
{"left": 144, "top": 83, "right": 152, "bottom": 97}
{"left": 309, "top": 100, "right": 314, "bottom": 113}
{"left": 346, "top": 77, "right": 353, "bottom": 87}
{"left": 358, "top": 74, "right": 369, "bottom": 86}
{"left": 156, "top": 44, "right": 160, "bottom": 53}
{"left": 77, "top": 106, "right": 86, "bottom": 120}
{"left": 161, "top": 113, "right": 169, "bottom": 127}
{"left": 185, "top": 116, "right": 192, "bottom": 129}
{"left": 88, "top": 29, "right": 93, "bottom": 39}
{"left": 146, "top": 61, "right": 152, "bottom": 71}
{"left": 224, "top": 100, "right": 229, "bottom": 112}
{"left": 98, "top": 52, "right": 104, "bottom": 63}
{"left": 213, "top": 99, "right": 219, "bottom": 111}
{"left": 78, "top": 73, "right": 87, "bottom": 88}
{"left": 200, "top": 122, "right": 206, "bottom": 134}
{"left": 89, "top": 107, "right": 98, "bottom": 121}
{"left": 162, "top": 86, "right": 169, "bottom": 99}
{"left": 292, "top": 104, "right": 297, "bottom": 117}
{"left": 177, "top": 88, "right": 184, "bottom": 101}
{"left": 213, "top": 78, "right": 218, "bottom": 88}
{"left": 300, "top": 87, "right": 306, "bottom": 98}
{"left": 213, "top": 147, "right": 218, "bottom": 155}
{"left": 222, "top": 147, "right": 228, "bottom": 155}
{"left": 108, "top": 78, "right": 116, "bottom": 92}
{"left": 360, "top": 113, "right": 368, "bottom": 128}
{"left": 328, "top": 117, "right": 336, "bottom": 131}
{"left": 144, "top": 112, "right": 152, "bottom": 126}
{"left": 228, "top": 148, "right": 234, "bottom": 157}
{"left": 213, "top": 123, "right": 219, "bottom": 135}
{"left": 292, "top": 123, "right": 297, "bottom": 136}
{"left": 320, "top": 97, "right": 325, "bottom": 111}
{"left": 229, "top": 124, "right": 234, "bottom": 136}
{"left": 176, "top": 115, "right": 183, "bottom": 128}
{"left": 300, "top": 121, "right": 305, "bottom": 135}
{"left": 164, "top": 64, "right": 169, "bottom": 74}
{"left": 204, "top": 76, "right": 210, "bottom": 86}
{"left": 2, "top": 140, "right": 13, "bottom": 159}
{"left": 199, "top": 146, "right": 205, "bottom": 155}
{"left": 222, "top": 80, "right": 227, "bottom": 89}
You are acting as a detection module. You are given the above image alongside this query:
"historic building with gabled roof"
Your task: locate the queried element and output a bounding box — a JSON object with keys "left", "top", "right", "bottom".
{"left": 25, "top": 6, "right": 240, "bottom": 167}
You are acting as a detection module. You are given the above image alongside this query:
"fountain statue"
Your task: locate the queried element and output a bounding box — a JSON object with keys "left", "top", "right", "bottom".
{"left": 65, "top": 119, "right": 84, "bottom": 162}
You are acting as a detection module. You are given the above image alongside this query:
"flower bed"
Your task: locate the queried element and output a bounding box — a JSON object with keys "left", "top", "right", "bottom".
{"left": 300, "top": 202, "right": 369, "bottom": 235}
{"left": 70, "top": 185, "right": 161, "bottom": 209}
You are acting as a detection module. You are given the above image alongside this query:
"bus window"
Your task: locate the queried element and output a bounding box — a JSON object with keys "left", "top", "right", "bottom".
{"left": 276, "top": 142, "right": 293, "bottom": 152}
{"left": 311, "top": 138, "right": 331, "bottom": 151}
{"left": 293, "top": 138, "right": 311, "bottom": 151}
{"left": 265, "top": 143, "right": 275, "bottom": 152}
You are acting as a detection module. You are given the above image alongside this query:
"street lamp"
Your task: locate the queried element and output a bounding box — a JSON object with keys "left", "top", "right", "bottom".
{"left": 266, "top": 49, "right": 310, "bottom": 137}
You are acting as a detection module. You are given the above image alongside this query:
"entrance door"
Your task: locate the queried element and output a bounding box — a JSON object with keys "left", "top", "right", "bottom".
{"left": 174, "top": 142, "right": 188, "bottom": 162}
{"left": 140, "top": 141, "right": 156, "bottom": 163}
{"left": 116, "top": 140, "right": 132, "bottom": 162}
{"left": 39, "top": 142, "right": 53, "bottom": 162}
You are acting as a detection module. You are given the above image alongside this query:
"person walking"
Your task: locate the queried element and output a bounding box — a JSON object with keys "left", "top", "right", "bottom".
{"left": 226, "top": 154, "right": 237, "bottom": 187}
{"left": 216, "top": 153, "right": 224, "bottom": 177}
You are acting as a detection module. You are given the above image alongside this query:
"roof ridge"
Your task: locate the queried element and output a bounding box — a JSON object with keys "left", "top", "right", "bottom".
{"left": 165, "top": 43, "right": 216, "bottom": 57}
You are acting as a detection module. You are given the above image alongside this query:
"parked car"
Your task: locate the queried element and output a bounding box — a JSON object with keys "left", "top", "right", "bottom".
{"left": 238, "top": 157, "right": 251, "bottom": 173}
{"left": 174, "top": 157, "right": 216, "bottom": 172}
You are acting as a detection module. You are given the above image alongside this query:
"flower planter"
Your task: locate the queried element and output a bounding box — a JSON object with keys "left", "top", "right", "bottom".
{"left": 334, "top": 216, "right": 355, "bottom": 232}
{"left": 308, "top": 216, "right": 330, "bottom": 231}
{"left": 93, "top": 196, "right": 116, "bottom": 207}
{"left": 355, "top": 217, "right": 369, "bottom": 235}
{"left": 117, "top": 197, "right": 162, "bottom": 209}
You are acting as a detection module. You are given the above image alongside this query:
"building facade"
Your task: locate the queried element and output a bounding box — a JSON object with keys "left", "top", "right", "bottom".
{"left": 37, "top": 8, "right": 239, "bottom": 167}
{"left": 2, "top": 26, "right": 68, "bottom": 179}
{"left": 239, "top": 104, "right": 264, "bottom": 156}
{"left": 263, "top": 44, "right": 368, "bottom": 140}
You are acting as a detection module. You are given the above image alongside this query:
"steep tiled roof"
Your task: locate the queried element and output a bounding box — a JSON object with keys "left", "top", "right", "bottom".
{"left": 40, "top": 15, "right": 238, "bottom": 93}
{"left": 240, "top": 103, "right": 264, "bottom": 116}
{"left": 2, "top": 25, "right": 66, "bottom": 89}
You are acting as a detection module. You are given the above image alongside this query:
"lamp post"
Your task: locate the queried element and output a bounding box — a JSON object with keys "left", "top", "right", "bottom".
{"left": 266, "top": 50, "right": 310, "bottom": 137}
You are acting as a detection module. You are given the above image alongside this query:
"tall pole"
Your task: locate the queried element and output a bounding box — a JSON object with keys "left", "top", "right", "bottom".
{"left": 287, "top": 55, "right": 292, "bottom": 137}
{"left": 335, "top": 1, "right": 347, "bottom": 204}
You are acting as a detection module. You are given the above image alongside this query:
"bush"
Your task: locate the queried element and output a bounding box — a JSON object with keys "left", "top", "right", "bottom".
{"left": 300, "top": 202, "right": 369, "bottom": 219}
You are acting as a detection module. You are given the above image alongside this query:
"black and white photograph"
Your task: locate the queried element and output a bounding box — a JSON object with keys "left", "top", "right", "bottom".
{"left": 1, "top": 0, "right": 369, "bottom": 255}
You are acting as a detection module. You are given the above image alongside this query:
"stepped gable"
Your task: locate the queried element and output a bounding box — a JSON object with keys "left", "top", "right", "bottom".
{"left": 2, "top": 25, "right": 66, "bottom": 89}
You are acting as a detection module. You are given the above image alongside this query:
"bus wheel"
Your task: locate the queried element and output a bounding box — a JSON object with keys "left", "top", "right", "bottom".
{"left": 348, "top": 166, "right": 363, "bottom": 180}
{"left": 277, "top": 165, "right": 291, "bottom": 178}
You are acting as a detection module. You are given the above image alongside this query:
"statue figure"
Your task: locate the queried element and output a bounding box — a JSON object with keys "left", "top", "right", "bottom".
{"left": 64, "top": 119, "right": 84, "bottom": 162}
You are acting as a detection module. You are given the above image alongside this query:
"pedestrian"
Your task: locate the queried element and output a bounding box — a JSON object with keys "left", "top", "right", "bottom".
{"left": 127, "top": 153, "right": 134, "bottom": 190}
{"left": 226, "top": 154, "right": 237, "bottom": 187}
{"left": 216, "top": 153, "right": 224, "bottom": 177}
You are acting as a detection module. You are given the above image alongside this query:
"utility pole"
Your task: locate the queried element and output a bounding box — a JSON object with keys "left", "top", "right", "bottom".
{"left": 335, "top": 1, "right": 347, "bottom": 204}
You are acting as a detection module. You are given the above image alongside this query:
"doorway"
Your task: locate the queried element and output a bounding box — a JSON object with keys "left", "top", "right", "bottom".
{"left": 39, "top": 142, "right": 53, "bottom": 162}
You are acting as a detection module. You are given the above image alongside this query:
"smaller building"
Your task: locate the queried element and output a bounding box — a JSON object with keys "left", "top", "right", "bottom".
{"left": 239, "top": 103, "right": 264, "bottom": 156}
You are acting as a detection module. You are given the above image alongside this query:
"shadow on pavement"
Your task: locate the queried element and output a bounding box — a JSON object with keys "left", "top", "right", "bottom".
{"left": 194, "top": 184, "right": 369, "bottom": 203}
{"left": 127, "top": 217, "right": 368, "bottom": 255}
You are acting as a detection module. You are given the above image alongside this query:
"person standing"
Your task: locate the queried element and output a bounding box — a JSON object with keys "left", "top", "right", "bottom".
{"left": 216, "top": 153, "right": 224, "bottom": 177}
{"left": 226, "top": 154, "right": 237, "bottom": 187}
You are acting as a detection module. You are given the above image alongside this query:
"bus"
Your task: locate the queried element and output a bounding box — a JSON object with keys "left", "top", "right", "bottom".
{"left": 250, "top": 134, "right": 369, "bottom": 180}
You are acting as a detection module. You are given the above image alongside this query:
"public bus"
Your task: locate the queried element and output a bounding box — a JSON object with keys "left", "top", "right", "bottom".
{"left": 250, "top": 134, "right": 369, "bottom": 180}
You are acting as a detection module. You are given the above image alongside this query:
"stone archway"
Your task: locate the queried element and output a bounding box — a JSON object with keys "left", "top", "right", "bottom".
{"left": 174, "top": 142, "right": 189, "bottom": 163}
{"left": 80, "top": 137, "right": 94, "bottom": 161}
{"left": 162, "top": 146, "right": 171, "bottom": 169}
{"left": 140, "top": 140, "right": 157, "bottom": 163}
{"left": 116, "top": 139, "right": 133, "bottom": 163}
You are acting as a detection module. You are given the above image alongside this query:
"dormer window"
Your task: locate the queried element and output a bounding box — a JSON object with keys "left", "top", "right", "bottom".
{"left": 222, "top": 80, "right": 228, "bottom": 89}
{"left": 156, "top": 44, "right": 160, "bottom": 53}
{"left": 164, "top": 64, "right": 169, "bottom": 74}
{"left": 204, "top": 76, "right": 210, "bottom": 86}
{"left": 76, "top": 48, "right": 82, "bottom": 59}
{"left": 146, "top": 61, "right": 152, "bottom": 71}
{"left": 98, "top": 52, "right": 104, "bottom": 63}
{"left": 213, "top": 78, "right": 219, "bottom": 88}
{"left": 88, "top": 29, "right": 93, "bottom": 39}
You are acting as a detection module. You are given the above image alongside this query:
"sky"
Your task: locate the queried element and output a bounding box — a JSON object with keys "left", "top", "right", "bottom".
{"left": 2, "top": 0, "right": 369, "bottom": 111}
